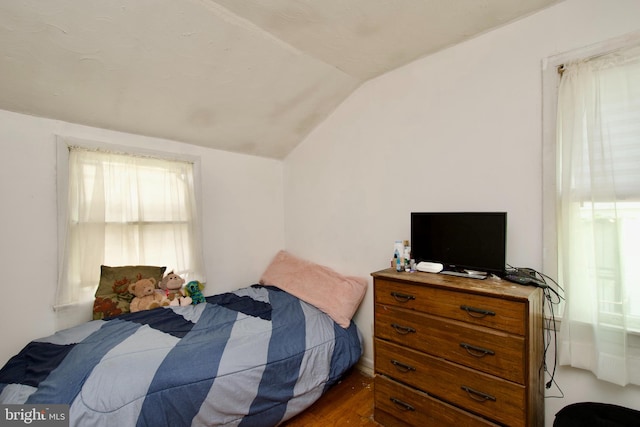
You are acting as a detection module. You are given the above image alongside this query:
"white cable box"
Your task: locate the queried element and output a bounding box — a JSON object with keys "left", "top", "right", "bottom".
{"left": 416, "top": 261, "right": 444, "bottom": 273}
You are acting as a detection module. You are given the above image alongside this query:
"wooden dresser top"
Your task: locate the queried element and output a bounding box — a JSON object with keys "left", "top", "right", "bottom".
{"left": 371, "top": 268, "right": 540, "bottom": 301}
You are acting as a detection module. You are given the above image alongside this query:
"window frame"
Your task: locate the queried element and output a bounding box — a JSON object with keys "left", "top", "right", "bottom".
{"left": 56, "top": 136, "right": 204, "bottom": 297}
{"left": 541, "top": 31, "right": 640, "bottom": 319}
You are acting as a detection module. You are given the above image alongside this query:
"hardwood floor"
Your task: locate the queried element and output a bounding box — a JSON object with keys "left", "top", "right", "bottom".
{"left": 282, "top": 368, "right": 381, "bottom": 426}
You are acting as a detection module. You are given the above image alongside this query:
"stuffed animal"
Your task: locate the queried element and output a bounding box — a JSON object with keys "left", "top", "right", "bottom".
{"left": 184, "top": 281, "right": 206, "bottom": 305}
{"left": 159, "top": 271, "right": 192, "bottom": 306}
{"left": 128, "top": 277, "right": 169, "bottom": 312}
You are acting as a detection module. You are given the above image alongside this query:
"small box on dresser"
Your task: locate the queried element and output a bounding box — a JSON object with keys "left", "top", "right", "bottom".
{"left": 372, "top": 268, "right": 544, "bottom": 427}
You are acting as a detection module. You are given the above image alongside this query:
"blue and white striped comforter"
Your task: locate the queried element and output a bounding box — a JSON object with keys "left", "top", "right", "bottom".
{"left": 0, "top": 285, "right": 363, "bottom": 426}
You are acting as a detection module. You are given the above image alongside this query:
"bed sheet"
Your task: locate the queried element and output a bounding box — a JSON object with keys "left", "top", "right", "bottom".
{"left": 0, "top": 285, "right": 362, "bottom": 426}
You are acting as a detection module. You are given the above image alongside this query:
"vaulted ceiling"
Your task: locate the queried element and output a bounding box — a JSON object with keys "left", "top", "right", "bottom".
{"left": 0, "top": 0, "right": 562, "bottom": 158}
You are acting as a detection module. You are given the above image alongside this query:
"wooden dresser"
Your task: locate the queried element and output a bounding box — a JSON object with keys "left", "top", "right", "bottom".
{"left": 372, "top": 268, "right": 544, "bottom": 427}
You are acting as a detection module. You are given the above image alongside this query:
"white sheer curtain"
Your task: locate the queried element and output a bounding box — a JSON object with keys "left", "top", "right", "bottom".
{"left": 556, "top": 45, "right": 640, "bottom": 386}
{"left": 56, "top": 144, "right": 205, "bottom": 329}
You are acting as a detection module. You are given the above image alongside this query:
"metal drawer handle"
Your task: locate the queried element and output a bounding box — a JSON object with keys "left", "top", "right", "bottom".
{"left": 391, "top": 323, "right": 416, "bottom": 335}
{"left": 390, "top": 397, "right": 415, "bottom": 412}
{"left": 391, "top": 291, "right": 416, "bottom": 303}
{"left": 461, "top": 385, "right": 496, "bottom": 402}
{"left": 390, "top": 359, "right": 416, "bottom": 373}
{"left": 460, "top": 305, "right": 496, "bottom": 318}
{"left": 460, "top": 342, "right": 495, "bottom": 358}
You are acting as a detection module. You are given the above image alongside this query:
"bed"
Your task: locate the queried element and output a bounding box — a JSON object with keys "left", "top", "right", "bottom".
{"left": 0, "top": 251, "right": 367, "bottom": 426}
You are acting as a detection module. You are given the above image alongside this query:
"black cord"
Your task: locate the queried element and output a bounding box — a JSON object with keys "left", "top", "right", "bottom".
{"left": 535, "top": 271, "right": 565, "bottom": 302}
{"left": 543, "top": 291, "right": 565, "bottom": 398}
{"left": 545, "top": 290, "right": 557, "bottom": 388}
{"left": 506, "top": 264, "right": 565, "bottom": 398}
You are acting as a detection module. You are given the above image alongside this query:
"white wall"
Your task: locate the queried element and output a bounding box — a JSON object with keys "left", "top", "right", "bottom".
{"left": 3, "top": 1, "right": 640, "bottom": 424}
{"left": 0, "top": 109, "right": 284, "bottom": 367}
{"left": 283, "top": 0, "right": 640, "bottom": 425}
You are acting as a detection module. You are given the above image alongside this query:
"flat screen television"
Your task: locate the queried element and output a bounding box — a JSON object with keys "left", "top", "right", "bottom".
{"left": 410, "top": 212, "right": 507, "bottom": 278}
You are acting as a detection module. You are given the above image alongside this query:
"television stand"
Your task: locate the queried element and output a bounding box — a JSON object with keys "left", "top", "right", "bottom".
{"left": 440, "top": 269, "right": 488, "bottom": 280}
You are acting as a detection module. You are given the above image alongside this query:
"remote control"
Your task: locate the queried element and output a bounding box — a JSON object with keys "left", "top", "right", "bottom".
{"left": 504, "top": 273, "right": 548, "bottom": 288}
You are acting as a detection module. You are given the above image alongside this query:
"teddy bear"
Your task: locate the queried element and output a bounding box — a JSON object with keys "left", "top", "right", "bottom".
{"left": 159, "top": 271, "right": 192, "bottom": 307}
{"left": 128, "top": 277, "right": 170, "bottom": 313}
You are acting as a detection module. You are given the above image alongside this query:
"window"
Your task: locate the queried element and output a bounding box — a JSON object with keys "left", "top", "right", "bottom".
{"left": 543, "top": 38, "right": 640, "bottom": 386}
{"left": 55, "top": 138, "right": 205, "bottom": 328}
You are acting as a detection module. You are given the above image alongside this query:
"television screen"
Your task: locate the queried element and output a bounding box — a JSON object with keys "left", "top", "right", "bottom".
{"left": 410, "top": 212, "right": 507, "bottom": 277}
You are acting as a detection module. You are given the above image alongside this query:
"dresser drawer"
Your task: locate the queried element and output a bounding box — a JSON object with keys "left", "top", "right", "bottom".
{"left": 374, "top": 375, "right": 500, "bottom": 427}
{"left": 375, "top": 278, "right": 527, "bottom": 335}
{"left": 375, "top": 339, "right": 526, "bottom": 427}
{"left": 375, "top": 304, "right": 526, "bottom": 383}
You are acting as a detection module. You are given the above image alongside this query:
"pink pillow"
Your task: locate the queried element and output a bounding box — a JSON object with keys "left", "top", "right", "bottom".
{"left": 260, "top": 250, "right": 367, "bottom": 328}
